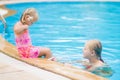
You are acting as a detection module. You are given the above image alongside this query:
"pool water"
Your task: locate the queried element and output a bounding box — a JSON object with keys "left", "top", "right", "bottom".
{"left": 1, "top": 2, "right": 120, "bottom": 80}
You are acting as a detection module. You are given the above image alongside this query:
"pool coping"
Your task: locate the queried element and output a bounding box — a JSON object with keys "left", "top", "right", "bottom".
{"left": 0, "top": 0, "right": 120, "bottom": 5}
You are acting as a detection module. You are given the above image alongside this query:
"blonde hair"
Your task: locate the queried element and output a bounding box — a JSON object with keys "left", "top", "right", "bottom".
{"left": 20, "top": 8, "right": 38, "bottom": 24}
{"left": 85, "top": 39, "right": 104, "bottom": 62}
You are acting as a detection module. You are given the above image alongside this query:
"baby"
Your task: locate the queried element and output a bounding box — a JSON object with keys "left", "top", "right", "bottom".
{"left": 14, "top": 8, "right": 55, "bottom": 60}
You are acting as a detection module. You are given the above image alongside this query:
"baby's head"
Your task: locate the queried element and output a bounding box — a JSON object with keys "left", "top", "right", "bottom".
{"left": 20, "top": 8, "right": 38, "bottom": 25}
{"left": 83, "top": 39, "right": 103, "bottom": 62}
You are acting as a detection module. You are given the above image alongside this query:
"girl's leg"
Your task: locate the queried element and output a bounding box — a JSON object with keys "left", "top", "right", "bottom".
{"left": 38, "top": 47, "right": 52, "bottom": 59}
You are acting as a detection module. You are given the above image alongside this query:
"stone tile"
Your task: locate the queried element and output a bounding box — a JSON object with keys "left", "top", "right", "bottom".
{"left": 0, "top": 64, "right": 22, "bottom": 74}
{"left": 0, "top": 71, "right": 43, "bottom": 80}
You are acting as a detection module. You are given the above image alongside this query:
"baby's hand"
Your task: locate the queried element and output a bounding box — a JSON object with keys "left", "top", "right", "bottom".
{"left": 24, "top": 25, "right": 29, "bottom": 30}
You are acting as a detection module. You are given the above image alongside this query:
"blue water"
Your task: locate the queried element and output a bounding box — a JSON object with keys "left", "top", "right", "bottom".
{"left": 1, "top": 2, "right": 120, "bottom": 80}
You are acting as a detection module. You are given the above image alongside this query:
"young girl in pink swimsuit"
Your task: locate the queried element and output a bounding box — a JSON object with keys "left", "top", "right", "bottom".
{"left": 14, "top": 8, "right": 54, "bottom": 60}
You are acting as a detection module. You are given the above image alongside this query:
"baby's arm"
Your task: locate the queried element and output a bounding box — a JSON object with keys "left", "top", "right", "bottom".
{"left": 14, "top": 23, "right": 28, "bottom": 35}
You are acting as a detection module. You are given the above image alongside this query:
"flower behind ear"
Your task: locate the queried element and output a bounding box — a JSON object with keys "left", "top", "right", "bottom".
{"left": 20, "top": 8, "right": 38, "bottom": 24}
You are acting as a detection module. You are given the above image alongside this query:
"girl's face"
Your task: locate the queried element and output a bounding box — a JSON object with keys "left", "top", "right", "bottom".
{"left": 83, "top": 45, "right": 93, "bottom": 59}
{"left": 24, "top": 15, "right": 34, "bottom": 25}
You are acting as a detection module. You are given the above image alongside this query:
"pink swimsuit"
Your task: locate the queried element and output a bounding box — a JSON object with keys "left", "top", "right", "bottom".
{"left": 15, "top": 22, "right": 40, "bottom": 58}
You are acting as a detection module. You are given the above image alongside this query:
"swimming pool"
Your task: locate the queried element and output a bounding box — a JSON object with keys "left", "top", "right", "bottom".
{"left": 1, "top": 2, "right": 120, "bottom": 80}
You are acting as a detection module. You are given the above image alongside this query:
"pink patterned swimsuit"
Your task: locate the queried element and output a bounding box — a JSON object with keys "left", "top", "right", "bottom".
{"left": 15, "top": 22, "right": 40, "bottom": 58}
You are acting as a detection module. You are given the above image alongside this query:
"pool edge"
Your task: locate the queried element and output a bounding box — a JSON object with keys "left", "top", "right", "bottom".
{"left": 0, "top": 0, "right": 120, "bottom": 5}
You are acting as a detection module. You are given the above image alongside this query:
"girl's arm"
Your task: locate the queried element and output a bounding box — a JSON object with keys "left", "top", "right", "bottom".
{"left": 14, "top": 23, "right": 28, "bottom": 35}
{"left": 77, "top": 60, "right": 91, "bottom": 67}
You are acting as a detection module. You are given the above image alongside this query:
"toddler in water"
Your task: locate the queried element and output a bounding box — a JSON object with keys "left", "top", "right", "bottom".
{"left": 81, "top": 39, "right": 113, "bottom": 77}
{"left": 14, "top": 8, "right": 54, "bottom": 60}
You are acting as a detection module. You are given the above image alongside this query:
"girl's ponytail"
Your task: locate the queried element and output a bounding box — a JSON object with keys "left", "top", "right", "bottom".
{"left": 100, "top": 57, "right": 104, "bottom": 63}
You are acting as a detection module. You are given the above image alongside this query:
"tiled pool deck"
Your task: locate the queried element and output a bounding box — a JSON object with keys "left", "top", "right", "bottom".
{"left": 0, "top": 52, "right": 70, "bottom": 80}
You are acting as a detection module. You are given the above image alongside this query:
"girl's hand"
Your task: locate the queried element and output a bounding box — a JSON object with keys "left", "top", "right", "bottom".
{"left": 77, "top": 60, "right": 90, "bottom": 66}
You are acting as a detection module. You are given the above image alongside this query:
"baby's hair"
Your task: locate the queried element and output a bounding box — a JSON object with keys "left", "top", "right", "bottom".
{"left": 85, "top": 39, "right": 104, "bottom": 62}
{"left": 20, "top": 8, "right": 38, "bottom": 24}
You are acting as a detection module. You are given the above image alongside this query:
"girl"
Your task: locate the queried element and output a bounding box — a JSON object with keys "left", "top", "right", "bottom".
{"left": 81, "top": 39, "right": 113, "bottom": 77}
{"left": 14, "top": 8, "right": 54, "bottom": 60}
{"left": 82, "top": 39, "right": 104, "bottom": 71}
